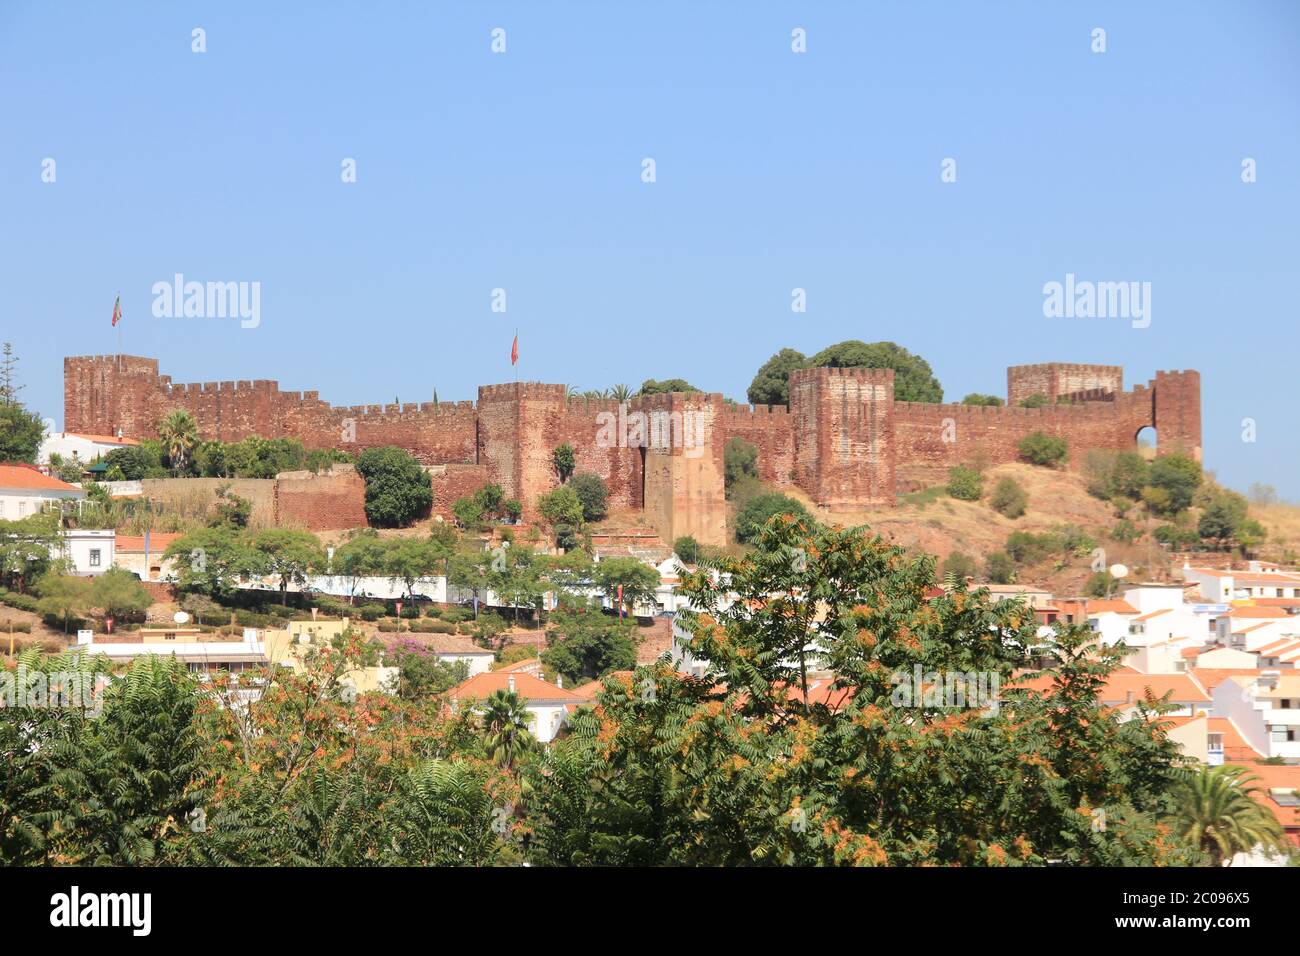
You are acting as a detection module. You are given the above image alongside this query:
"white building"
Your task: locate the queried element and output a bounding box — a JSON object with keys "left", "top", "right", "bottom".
{"left": 1211, "top": 671, "right": 1300, "bottom": 761}
{"left": 448, "top": 670, "right": 582, "bottom": 744}
{"left": 38, "top": 432, "right": 139, "bottom": 469}
{"left": 0, "top": 463, "right": 85, "bottom": 520}
{"left": 61, "top": 529, "right": 116, "bottom": 576}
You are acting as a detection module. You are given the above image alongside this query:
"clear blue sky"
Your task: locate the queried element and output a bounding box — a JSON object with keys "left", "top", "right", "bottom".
{"left": 2, "top": 1, "right": 1297, "bottom": 497}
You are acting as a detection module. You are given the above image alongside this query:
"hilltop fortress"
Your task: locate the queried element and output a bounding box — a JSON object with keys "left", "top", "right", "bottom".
{"left": 65, "top": 356, "right": 1201, "bottom": 546}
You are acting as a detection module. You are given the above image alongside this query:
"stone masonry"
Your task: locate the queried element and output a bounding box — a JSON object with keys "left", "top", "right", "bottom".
{"left": 65, "top": 356, "right": 1202, "bottom": 546}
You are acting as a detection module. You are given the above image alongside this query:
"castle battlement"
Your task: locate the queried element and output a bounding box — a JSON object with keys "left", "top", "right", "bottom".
{"left": 63, "top": 355, "right": 1201, "bottom": 547}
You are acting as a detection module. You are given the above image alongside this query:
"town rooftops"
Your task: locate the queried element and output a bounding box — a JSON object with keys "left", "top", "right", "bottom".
{"left": 1226, "top": 606, "right": 1289, "bottom": 619}
{"left": 449, "top": 670, "right": 582, "bottom": 703}
{"left": 1085, "top": 599, "right": 1140, "bottom": 615}
{"left": 0, "top": 463, "right": 85, "bottom": 496}
{"left": 114, "top": 533, "right": 183, "bottom": 553}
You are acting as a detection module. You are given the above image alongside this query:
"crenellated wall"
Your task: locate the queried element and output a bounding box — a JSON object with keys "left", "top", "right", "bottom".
{"left": 64, "top": 355, "right": 1202, "bottom": 541}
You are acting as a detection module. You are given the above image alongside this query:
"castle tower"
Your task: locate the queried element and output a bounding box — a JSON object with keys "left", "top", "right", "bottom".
{"left": 1152, "top": 370, "right": 1202, "bottom": 462}
{"left": 1006, "top": 363, "right": 1123, "bottom": 406}
{"left": 634, "top": 391, "right": 727, "bottom": 547}
{"left": 789, "top": 366, "right": 895, "bottom": 510}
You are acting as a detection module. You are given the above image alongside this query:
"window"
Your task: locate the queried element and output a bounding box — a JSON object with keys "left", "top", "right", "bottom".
{"left": 89, "top": 549, "right": 101, "bottom": 568}
{"left": 18, "top": 501, "right": 26, "bottom": 517}
{"left": 1207, "top": 734, "right": 1223, "bottom": 752}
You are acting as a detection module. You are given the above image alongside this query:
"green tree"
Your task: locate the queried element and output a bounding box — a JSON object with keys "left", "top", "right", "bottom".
{"left": 452, "top": 495, "right": 485, "bottom": 530}
{"left": 252, "top": 528, "right": 325, "bottom": 605}
{"left": 355, "top": 446, "right": 433, "bottom": 527}
{"left": 638, "top": 378, "right": 701, "bottom": 396}
{"left": 537, "top": 485, "right": 584, "bottom": 546}
{"left": 960, "top": 393, "right": 1004, "bottom": 406}
{"left": 806, "top": 340, "right": 943, "bottom": 403}
{"left": 570, "top": 472, "right": 608, "bottom": 522}
{"left": 164, "top": 526, "right": 267, "bottom": 600}
{"left": 673, "top": 535, "right": 701, "bottom": 565}
{"left": 1147, "top": 453, "right": 1202, "bottom": 515}
{"left": 1084, "top": 571, "right": 1115, "bottom": 598}
{"left": 383, "top": 536, "right": 450, "bottom": 601}
{"left": 593, "top": 556, "right": 659, "bottom": 612}
{"left": 90, "top": 567, "right": 152, "bottom": 621}
{"left": 734, "top": 492, "right": 812, "bottom": 544}
{"left": 35, "top": 573, "right": 94, "bottom": 633}
{"left": 481, "top": 689, "right": 537, "bottom": 770}
{"left": 0, "top": 513, "right": 63, "bottom": 592}
{"left": 330, "top": 528, "right": 387, "bottom": 603}
{"left": 746, "top": 348, "right": 808, "bottom": 406}
{"left": 1168, "top": 765, "right": 1288, "bottom": 867}
{"left": 157, "top": 409, "right": 200, "bottom": 476}
{"left": 552, "top": 444, "right": 576, "bottom": 484}
{"left": 0, "top": 402, "right": 44, "bottom": 464}
{"left": 1018, "top": 393, "right": 1049, "bottom": 408}
{"left": 542, "top": 597, "right": 638, "bottom": 684}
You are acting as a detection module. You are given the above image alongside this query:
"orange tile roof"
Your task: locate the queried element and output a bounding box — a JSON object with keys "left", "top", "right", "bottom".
{"left": 450, "top": 670, "right": 581, "bottom": 702}
{"left": 1190, "top": 668, "right": 1263, "bottom": 692}
{"left": 0, "top": 463, "right": 84, "bottom": 493}
{"left": 1086, "top": 600, "right": 1139, "bottom": 615}
{"left": 1226, "top": 761, "right": 1300, "bottom": 831}
{"left": 114, "top": 533, "right": 183, "bottom": 553}
{"left": 1133, "top": 608, "right": 1172, "bottom": 621}
{"left": 1100, "top": 672, "right": 1210, "bottom": 704}
{"left": 1227, "top": 606, "right": 1288, "bottom": 619}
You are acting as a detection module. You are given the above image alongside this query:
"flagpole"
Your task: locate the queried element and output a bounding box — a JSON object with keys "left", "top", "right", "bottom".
{"left": 116, "top": 291, "right": 122, "bottom": 372}
{"left": 514, "top": 328, "right": 518, "bottom": 384}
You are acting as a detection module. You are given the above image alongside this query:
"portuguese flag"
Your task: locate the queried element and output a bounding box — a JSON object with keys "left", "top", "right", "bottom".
{"left": 111, "top": 295, "right": 122, "bottom": 327}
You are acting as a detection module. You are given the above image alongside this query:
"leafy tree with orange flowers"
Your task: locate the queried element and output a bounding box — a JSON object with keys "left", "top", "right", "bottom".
{"left": 525, "top": 516, "right": 1193, "bottom": 866}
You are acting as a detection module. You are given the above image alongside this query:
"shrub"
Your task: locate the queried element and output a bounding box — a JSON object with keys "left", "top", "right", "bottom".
{"left": 359, "top": 604, "right": 386, "bottom": 622}
{"left": 1084, "top": 572, "right": 1115, "bottom": 599}
{"left": 1017, "top": 432, "right": 1068, "bottom": 468}
{"left": 989, "top": 477, "right": 1027, "bottom": 518}
{"left": 1110, "top": 519, "right": 1141, "bottom": 544}
{"left": 940, "top": 552, "right": 978, "bottom": 582}
{"left": 1018, "top": 393, "right": 1049, "bottom": 408}
{"left": 1005, "top": 531, "right": 1053, "bottom": 565}
{"left": 734, "top": 492, "right": 813, "bottom": 544}
{"left": 985, "top": 552, "right": 1016, "bottom": 584}
{"left": 946, "top": 465, "right": 983, "bottom": 502}
{"left": 377, "top": 620, "right": 406, "bottom": 633}
{"left": 1146, "top": 453, "right": 1202, "bottom": 515}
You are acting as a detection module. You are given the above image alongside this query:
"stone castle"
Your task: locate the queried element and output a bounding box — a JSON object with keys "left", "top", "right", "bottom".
{"left": 64, "top": 356, "right": 1201, "bottom": 545}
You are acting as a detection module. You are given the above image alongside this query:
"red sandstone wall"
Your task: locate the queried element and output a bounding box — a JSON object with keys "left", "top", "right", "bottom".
{"left": 720, "top": 404, "right": 794, "bottom": 486}
{"left": 1007, "top": 363, "right": 1123, "bottom": 406}
{"left": 276, "top": 466, "right": 369, "bottom": 531}
{"left": 637, "top": 392, "right": 727, "bottom": 546}
{"left": 64, "top": 355, "right": 477, "bottom": 464}
{"left": 428, "top": 464, "right": 492, "bottom": 519}
{"left": 892, "top": 391, "right": 1153, "bottom": 488}
{"left": 65, "top": 356, "right": 1202, "bottom": 525}
{"left": 790, "top": 367, "right": 895, "bottom": 509}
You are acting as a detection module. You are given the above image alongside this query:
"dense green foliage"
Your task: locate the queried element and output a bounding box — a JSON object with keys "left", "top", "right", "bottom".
{"left": 1017, "top": 432, "right": 1069, "bottom": 468}
{"left": 355, "top": 446, "right": 433, "bottom": 527}
{"left": 734, "top": 492, "right": 813, "bottom": 544}
{"left": 946, "top": 465, "right": 983, "bottom": 501}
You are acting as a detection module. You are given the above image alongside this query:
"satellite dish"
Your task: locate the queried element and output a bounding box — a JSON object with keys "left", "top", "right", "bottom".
{"left": 1109, "top": 564, "right": 1129, "bottom": 579}
{"left": 173, "top": 611, "right": 190, "bottom": 625}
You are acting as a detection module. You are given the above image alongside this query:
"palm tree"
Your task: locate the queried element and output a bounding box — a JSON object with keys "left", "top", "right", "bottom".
{"left": 481, "top": 689, "right": 536, "bottom": 770}
{"left": 610, "top": 383, "right": 632, "bottom": 403}
{"left": 157, "top": 410, "right": 199, "bottom": 475}
{"left": 1169, "top": 764, "right": 1288, "bottom": 866}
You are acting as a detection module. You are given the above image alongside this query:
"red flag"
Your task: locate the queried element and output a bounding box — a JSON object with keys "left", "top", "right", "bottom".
{"left": 111, "top": 295, "right": 122, "bottom": 327}
{"left": 511, "top": 334, "right": 518, "bottom": 366}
